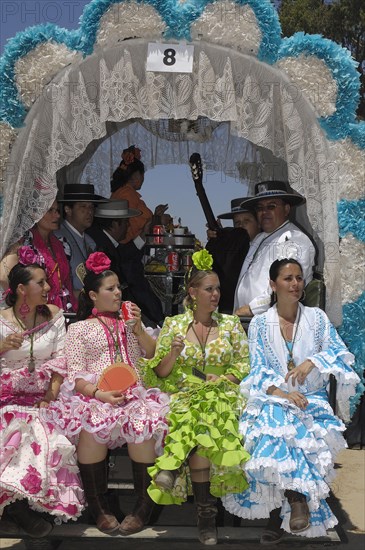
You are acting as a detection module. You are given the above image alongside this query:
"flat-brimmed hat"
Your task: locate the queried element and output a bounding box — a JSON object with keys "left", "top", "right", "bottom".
{"left": 94, "top": 200, "right": 141, "bottom": 219}
{"left": 218, "top": 198, "right": 255, "bottom": 220}
{"left": 240, "top": 181, "right": 306, "bottom": 209}
{"left": 58, "top": 184, "right": 107, "bottom": 203}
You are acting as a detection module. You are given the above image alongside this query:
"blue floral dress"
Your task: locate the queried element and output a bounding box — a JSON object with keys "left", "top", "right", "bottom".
{"left": 222, "top": 304, "right": 361, "bottom": 538}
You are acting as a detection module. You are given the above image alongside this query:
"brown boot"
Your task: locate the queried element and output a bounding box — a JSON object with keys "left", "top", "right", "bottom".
{"left": 78, "top": 460, "right": 119, "bottom": 534}
{"left": 119, "top": 461, "right": 155, "bottom": 535}
{"left": 285, "top": 490, "right": 310, "bottom": 533}
{"left": 6, "top": 499, "right": 53, "bottom": 538}
{"left": 260, "top": 508, "right": 284, "bottom": 545}
{"left": 192, "top": 481, "right": 218, "bottom": 546}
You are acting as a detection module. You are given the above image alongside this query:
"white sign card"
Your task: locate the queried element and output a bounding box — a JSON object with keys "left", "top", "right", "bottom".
{"left": 146, "top": 43, "right": 194, "bottom": 73}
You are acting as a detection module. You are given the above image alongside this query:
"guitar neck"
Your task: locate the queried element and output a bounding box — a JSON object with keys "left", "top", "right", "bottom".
{"left": 194, "top": 181, "right": 221, "bottom": 232}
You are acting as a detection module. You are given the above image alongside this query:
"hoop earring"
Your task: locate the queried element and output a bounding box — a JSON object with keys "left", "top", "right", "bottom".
{"left": 272, "top": 291, "right": 277, "bottom": 303}
{"left": 19, "top": 295, "right": 30, "bottom": 318}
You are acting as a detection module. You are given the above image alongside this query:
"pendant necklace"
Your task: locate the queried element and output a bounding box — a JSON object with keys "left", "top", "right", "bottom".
{"left": 13, "top": 308, "right": 37, "bottom": 373}
{"left": 279, "top": 307, "right": 301, "bottom": 371}
{"left": 190, "top": 319, "right": 214, "bottom": 371}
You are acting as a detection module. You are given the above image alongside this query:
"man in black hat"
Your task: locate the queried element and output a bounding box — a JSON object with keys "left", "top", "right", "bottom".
{"left": 87, "top": 200, "right": 165, "bottom": 327}
{"left": 55, "top": 184, "right": 107, "bottom": 295}
{"left": 206, "top": 199, "right": 260, "bottom": 313}
{"left": 234, "top": 181, "right": 316, "bottom": 317}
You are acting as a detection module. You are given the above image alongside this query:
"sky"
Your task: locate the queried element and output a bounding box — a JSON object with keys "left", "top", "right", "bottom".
{"left": 0, "top": 0, "right": 253, "bottom": 242}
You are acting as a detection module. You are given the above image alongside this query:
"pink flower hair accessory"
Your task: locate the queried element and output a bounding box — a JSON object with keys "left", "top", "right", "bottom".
{"left": 18, "top": 246, "right": 41, "bottom": 266}
{"left": 85, "top": 252, "right": 111, "bottom": 274}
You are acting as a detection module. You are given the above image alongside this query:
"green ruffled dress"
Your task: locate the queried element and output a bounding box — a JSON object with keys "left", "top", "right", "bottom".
{"left": 139, "top": 309, "right": 250, "bottom": 505}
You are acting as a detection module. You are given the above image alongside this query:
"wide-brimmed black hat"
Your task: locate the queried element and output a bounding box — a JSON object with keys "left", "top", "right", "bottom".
{"left": 94, "top": 200, "right": 141, "bottom": 219}
{"left": 58, "top": 184, "right": 107, "bottom": 203}
{"left": 240, "top": 181, "right": 306, "bottom": 209}
{"left": 218, "top": 198, "right": 255, "bottom": 220}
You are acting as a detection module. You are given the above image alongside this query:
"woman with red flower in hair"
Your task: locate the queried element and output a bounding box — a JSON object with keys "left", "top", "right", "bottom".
{"left": 110, "top": 145, "right": 168, "bottom": 245}
{"left": 54, "top": 252, "right": 169, "bottom": 536}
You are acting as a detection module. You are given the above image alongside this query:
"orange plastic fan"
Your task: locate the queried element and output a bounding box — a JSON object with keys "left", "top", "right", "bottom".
{"left": 98, "top": 362, "right": 138, "bottom": 392}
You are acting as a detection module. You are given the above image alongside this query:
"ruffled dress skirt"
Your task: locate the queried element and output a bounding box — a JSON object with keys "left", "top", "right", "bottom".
{"left": 222, "top": 389, "right": 347, "bottom": 537}
{"left": 147, "top": 378, "right": 250, "bottom": 505}
{"left": 0, "top": 366, "right": 84, "bottom": 521}
{"left": 49, "top": 382, "right": 170, "bottom": 455}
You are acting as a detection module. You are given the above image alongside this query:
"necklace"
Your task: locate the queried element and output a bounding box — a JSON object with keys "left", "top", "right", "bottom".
{"left": 13, "top": 308, "right": 37, "bottom": 373}
{"left": 278, "top": 307, "right": 301, "bottom": 371}
{"left": 190, "top": 318, "right": 214, "bottom": 371}
{"left": 93, "top": 313, "right": 132, "bottom": 365}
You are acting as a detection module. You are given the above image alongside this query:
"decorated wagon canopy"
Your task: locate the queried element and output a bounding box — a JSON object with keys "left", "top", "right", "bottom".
{"left": 0, "top": 0, "right": 364, "bottom": 339}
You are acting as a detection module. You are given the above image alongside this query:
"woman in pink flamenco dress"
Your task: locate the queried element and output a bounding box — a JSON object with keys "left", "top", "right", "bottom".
{"left": 0, "top": 261, "right": 84, "bottom": 538}
{"left": 51, "top": 252, "right": 169, "bottom": 536}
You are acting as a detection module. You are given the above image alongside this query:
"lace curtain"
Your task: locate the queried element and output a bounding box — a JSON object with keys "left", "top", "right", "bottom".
{"left": 0, "top": 39, "right": 340, "bottom": 323}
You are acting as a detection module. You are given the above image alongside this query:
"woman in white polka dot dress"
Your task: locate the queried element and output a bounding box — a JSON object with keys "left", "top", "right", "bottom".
{"left": 52, "top": 252, "right": 169, "bottom": 536}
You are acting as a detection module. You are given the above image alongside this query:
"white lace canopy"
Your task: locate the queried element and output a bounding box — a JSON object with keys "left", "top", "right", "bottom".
{"left": 1, "top": 39, "right": 341, "bottom": 322}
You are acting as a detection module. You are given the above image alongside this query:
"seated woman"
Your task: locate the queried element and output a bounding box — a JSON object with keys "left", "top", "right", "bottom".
{"left": 222, "top": 258, "right": 361, "bottom": 543}
{"left": 139, "top": 250, "right": 250, "bottom": 546}
{"left": 0, "top": 262, "right": 84, "bottom": 537}
{"left": 55, "top": 252, "right": 169, "bottom": 535}
{"left": 0, "top": 200, "right": 77, "bottom": 311}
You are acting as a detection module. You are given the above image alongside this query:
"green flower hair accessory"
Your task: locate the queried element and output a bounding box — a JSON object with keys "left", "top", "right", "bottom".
{"left": 192, "top": 249, "right": 213, "bottom": 271}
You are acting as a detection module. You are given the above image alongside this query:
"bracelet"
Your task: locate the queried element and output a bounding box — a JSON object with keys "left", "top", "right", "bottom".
{"left": 92, "top": 386, "right": 99, "bottom": 398}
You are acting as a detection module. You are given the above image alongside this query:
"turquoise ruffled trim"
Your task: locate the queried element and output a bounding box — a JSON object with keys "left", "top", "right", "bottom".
{"left": 338, "top": 293, "right": 365, "bottom": 415}
{"left": 338, "top": 199, "right": 365, "bottom": 242}
{"left": 278, "top": 32, "right": 361, "bottom": 141}
{"left": 0, "top": 24, "right": 80, "bottom": 128}
{"left": 349, "top": 121, "right": 365, "bottom": 150}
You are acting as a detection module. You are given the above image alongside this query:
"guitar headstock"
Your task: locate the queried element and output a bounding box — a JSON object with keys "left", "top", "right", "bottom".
{"left": 189, "top": 153, "right": 203, "bottom": 184}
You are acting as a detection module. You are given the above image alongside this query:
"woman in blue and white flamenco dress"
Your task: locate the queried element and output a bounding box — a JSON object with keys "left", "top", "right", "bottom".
{"left": 222, "top": 258, "right": 360, "bottom": 544}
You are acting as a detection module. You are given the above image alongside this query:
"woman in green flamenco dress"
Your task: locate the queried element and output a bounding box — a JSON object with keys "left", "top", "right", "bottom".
{"left": 139, "top": 249, "right": 250, "bottom": 546}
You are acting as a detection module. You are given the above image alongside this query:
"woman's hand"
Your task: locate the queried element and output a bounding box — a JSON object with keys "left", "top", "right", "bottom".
{"left": 206, "top": 373, "right": 220, "bottom": 382}
{"left": 170, "top": 335, "right": 185, "bottom": 359}
{"left": 285, "top": 359, "right": 314, "bottom": 386}
{"left": 286, "top": 391, "right": 308, "bottom": 410}
{"left": 95, "top": 389, "right": 126, "bottom": 406}
{"left": 0, "top": 332, "right": 24, "bottom": 353}
{"left": 130, "top": 302, "right": 143, "bottom": 335}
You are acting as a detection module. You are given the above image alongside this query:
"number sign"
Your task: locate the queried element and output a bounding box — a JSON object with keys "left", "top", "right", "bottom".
{"left": 146, "top": 43, "right": 194, "bottom": 73}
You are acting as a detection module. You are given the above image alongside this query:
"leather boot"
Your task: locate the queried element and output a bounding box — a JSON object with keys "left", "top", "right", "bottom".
{"left": 78, "top": 460, "right": 119, "bottom": 534}
{"left": 119, "top": 461, "right": 155, "bottom": 535}
{"left": 260, "top": 507, "right": 284, "bottom": 545}
{"left": 285, "top": 490, "right": 310, "bottom": 533}
{"left": 192, "top": 481, "right": 218, "bottom": 546}
{"left": 6, "top": 499, "right": 53, "bottom": 538}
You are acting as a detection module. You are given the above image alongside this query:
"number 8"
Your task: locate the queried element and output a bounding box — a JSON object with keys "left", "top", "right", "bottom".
{"left": 163, "top": 48, "right": 176, "bottom": 66}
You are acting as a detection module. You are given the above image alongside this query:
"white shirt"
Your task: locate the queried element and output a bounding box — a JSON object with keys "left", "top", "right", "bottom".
{"left": 233, "top": 221, "right": 316, "bottom": 315}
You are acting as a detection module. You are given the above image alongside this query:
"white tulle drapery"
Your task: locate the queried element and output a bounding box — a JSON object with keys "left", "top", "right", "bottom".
{"left": 1, "top": 39, "right": 340, "bottom": 323}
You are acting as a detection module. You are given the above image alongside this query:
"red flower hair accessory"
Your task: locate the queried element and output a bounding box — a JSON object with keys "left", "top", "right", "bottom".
{"left": 18, "top": 246, "right": 42, "bottom": 266}
{"left": 120, "top": 145, "right": 141, "bottom": 169}
{"left": 85, "top": 252, "right": 111, "bottom": 274}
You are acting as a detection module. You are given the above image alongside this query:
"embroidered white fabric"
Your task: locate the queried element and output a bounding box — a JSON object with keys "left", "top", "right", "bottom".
{"left": 0, "top": 39, "right": 341, "bottom": 323}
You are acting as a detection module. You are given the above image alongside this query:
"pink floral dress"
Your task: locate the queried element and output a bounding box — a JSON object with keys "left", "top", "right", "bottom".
{"left": 0, "top": 311, "right": 84, "bottom": 521}
{"left": 51, "top": 319, "right": 169, "bottom": 452}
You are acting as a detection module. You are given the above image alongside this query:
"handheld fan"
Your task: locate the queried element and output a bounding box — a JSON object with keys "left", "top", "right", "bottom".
{"left": 98, "top": 362, "right": 138, "bottom": 392}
